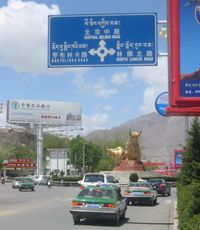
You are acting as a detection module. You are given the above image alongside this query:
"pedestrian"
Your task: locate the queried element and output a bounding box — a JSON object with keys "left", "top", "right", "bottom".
{"left": 1, "top": 177, "right": 5, "bottom": 185}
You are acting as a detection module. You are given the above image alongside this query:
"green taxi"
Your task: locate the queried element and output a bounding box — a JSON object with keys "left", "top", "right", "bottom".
{"left": 124, "top": 181, "right": 157, "bottom": 206}
{"left": 70, "top": 186, "right": 127, "bottom": 225}
{"left": 18, "top": 178, "right": 35, "bottom": 191}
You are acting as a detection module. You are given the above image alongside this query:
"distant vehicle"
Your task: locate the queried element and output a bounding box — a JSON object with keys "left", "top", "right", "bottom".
{"left": 148, "top": 178, "right": 171, "bottom": 196}
{"left": 18, "top": 178, "right": 35, "bottom": 191}
{"left": 78, "top": 173, "right": 120, "bottom": 190}
{"left": 70, "top": 186, "right": 127, "bottom": 225}
{"left": 33, "top": 175, "right": 49, "bottom": 185}
{"left": 12, "top": 177, "right": 23, "bottom": 189}
{"left": 124, "top": 181, "right": 157, "bottom": 206}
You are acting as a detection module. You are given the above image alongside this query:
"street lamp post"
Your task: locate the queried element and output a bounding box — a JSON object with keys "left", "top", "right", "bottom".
{"left": 82, "top": 140, "right": 85, "bottom": 175}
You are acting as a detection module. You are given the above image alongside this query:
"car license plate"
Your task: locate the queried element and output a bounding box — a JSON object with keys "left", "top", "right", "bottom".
{"left": 132, "top": 192, "right": 143, "bottom": 196}
{"left": 86, "top": 203, "right": 100, "bottom": 208}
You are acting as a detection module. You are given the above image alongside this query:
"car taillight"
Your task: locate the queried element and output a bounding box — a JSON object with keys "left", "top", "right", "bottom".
{"left": 160, "top": 184, "right": 165, "bottom": 189}
{"left": 102, "top": 203, "right": 116, "bottom": 208}
{"left": 71, "top": 201, "right": 84, "bottom": 207}
{"left": 144, "top": 191, "right": 152, "bottom": 195}
{"left": 80, "top": 185, "right": 85, "bottom": 190}
{"left": 124, "top": 191, "right": 130, "bottom": 195}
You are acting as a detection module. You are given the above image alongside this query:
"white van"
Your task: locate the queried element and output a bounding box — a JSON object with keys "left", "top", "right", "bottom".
{"left": 33, "top": 175, "right": 49, "bottom": 185}
{"left": 78, "top": 173, "right": 120, "bottom": 189}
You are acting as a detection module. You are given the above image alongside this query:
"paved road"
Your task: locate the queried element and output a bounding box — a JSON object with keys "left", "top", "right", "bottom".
{"left": 0, "top": 183, "right": 176, "bottom": 230}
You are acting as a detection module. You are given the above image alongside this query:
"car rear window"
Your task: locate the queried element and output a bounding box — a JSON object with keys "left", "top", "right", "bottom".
{"left": 84, "top": 175, "right": 104, "bottom": 183}
{"left": 149, "top": 179, "right": 163, "bottom": 183}
{"left": 79, "top": 188, "right": 114, "bottom": 198}
{"left": 130, "top": 182, "right": 152, "bottom": 188}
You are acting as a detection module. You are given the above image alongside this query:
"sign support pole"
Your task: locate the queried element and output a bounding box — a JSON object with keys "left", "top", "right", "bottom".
{"left": 36, "top": 124, "right": 43, "bottom": 176}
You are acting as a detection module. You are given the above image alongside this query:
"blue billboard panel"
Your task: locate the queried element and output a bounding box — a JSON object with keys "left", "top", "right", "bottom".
{"left": 48, "top": 14, "right": 157, "bottom": 67}
{"left": 174, "top": 149, "right": 184, "bottom": 169}
{"left": 180, "top": 0, "right": 200, "bottom": 97}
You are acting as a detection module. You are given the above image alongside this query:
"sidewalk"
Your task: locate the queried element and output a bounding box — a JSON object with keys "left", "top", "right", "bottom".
{"left": 173, "top": 201, "right": 179, "bottom": 230}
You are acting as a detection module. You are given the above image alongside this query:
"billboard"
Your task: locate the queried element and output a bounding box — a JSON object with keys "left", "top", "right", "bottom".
{"left": 48, "top": 13, "right": 157, "bottom": 67}
{"left": 7, "top": 99, "right": 81, "bottom": 126}
{"left": 167, "top": 0, "right": 200, "bottom": 115}
{"left": 174, "top": 149, "right": 184, "bottom": 169}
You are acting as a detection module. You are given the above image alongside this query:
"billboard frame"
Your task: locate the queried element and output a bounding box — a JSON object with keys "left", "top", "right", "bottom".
{"left": 167, "top": 0, "right": 200, "bottom": 115}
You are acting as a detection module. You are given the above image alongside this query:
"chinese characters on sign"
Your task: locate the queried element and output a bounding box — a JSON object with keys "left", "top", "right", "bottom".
{"left": 48, "top": 14, "right": 157, "bottom": 67}
{"left": 7, "top": 99, "right": 82, "bottom": 126}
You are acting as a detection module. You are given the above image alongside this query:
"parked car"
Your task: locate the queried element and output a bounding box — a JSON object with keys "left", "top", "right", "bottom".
{"left": 12, "top": 177, "right": 23, "bottom": 189}
{"left": 18, "top": 178, "right": 35, "bottom": 191}
{"left": 33, "top": 175, "right": 49, "bottom": 185}
{"left": 78, "top": 173, "right": 120, "bottom": 190}
{"left": 124, "top": 181, "right": 157, "bottom": 206}
{"left": 70, "top": 185, "right": 127, "bottom": 225}
{"left": 148, "top": 178, "right": 171, "bottom": 196}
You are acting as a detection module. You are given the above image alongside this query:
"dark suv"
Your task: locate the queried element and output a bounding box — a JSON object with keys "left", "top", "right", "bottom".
{"left": 148, "top": 178, "right": 171, "bottom": 196}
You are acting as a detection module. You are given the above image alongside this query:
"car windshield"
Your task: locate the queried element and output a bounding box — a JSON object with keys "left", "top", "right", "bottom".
{"left": 84, "top": 175, "right": 104, "bottom": 183}
{"left": 78, "top": 188, "right": 114, "bottom": 199}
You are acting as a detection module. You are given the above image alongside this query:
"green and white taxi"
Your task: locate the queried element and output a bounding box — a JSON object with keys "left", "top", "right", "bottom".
{"left": 124, "top": 181, "right": 157, "bottom": 206}
{"left": 70, "top": 186, "right": 127, "bottom": 225}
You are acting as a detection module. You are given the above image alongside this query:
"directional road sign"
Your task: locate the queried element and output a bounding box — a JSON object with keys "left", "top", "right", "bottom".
{"left": 48, "top": 13, "right": 157, "bottom": 67}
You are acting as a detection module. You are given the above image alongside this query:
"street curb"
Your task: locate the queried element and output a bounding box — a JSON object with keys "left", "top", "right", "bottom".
{"left": 174, "top": 201, "right": 179, "bottom": 230}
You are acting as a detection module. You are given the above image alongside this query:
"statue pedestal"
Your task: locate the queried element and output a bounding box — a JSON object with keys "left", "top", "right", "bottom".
{"left": 113, "top": 160, "right": 144, "bottom": 171}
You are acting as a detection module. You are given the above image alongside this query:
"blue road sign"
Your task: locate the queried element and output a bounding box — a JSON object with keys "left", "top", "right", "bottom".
{"left": 48, "top": 13, "right": 157, "bottom": 68}
{"left": 155, "top": 92, "right": 169, "bottom": 116}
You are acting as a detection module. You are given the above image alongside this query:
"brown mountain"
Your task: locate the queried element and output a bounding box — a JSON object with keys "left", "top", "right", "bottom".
{"left": 86, "top": 112, "right": 188, "bottom": 162}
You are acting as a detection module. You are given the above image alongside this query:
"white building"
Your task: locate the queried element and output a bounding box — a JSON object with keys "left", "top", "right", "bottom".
{"left": 46, "top": 148, "right": 72, "bottom": 175}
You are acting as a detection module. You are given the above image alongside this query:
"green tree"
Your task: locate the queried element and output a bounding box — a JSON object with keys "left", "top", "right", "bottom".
{"left": 96, "top": 153, "right": 115, "bottom": 172}
{"left": 177, "top": 117, "right": 200, "bottom": 230}
{"left": 129, "top": 173, "right": 139, "bottom": 182}
{"left": 69, "top": 135, "right": 105, "bottom": 172}
{"left": 43, "top": 134, "right": 68, "bottom": 160}
{"left": 179, "top": 117, "right": 200, "bottom": 185}
{"left": 12, "top": 145, "right": 35, "bottom": 159}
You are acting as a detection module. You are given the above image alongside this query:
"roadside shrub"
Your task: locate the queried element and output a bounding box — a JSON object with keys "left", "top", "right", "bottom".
{"left": 129, "top": 173, "right": 139, "bottom": 182}
{"left": 178, "top": 182, "right": 200, "bottom": 230}
{"left": 52, "top": 176, "right": 82, "bottom": 182}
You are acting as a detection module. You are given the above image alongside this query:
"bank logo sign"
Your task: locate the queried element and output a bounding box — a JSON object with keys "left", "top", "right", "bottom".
{"left": 11, "top": 101, "right": 20, "bottom": 110}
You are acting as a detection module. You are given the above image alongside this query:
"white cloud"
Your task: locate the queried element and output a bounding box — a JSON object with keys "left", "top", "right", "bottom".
{"left": 132, "top": 56, "right": 168, "bottom": 114}
{"left": 111, "top": 72, "right": 128, "bottom": 85}
{"left": 120, "top": 106, "right": 131, "bottom": 114}
{"left": 82, "top": 113, "right": 109, "bottom": 133}
{"left": 73, "top": 76, "right": 117, "bottom": 99}
{"left": 94, "top": 79, "right": 117, "bottom": 98}
{"left": 0, "top": 0, "right": 86, "bottom": 76}
{"left": 94, "top": 104, "right": 113, "bottom": 112}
